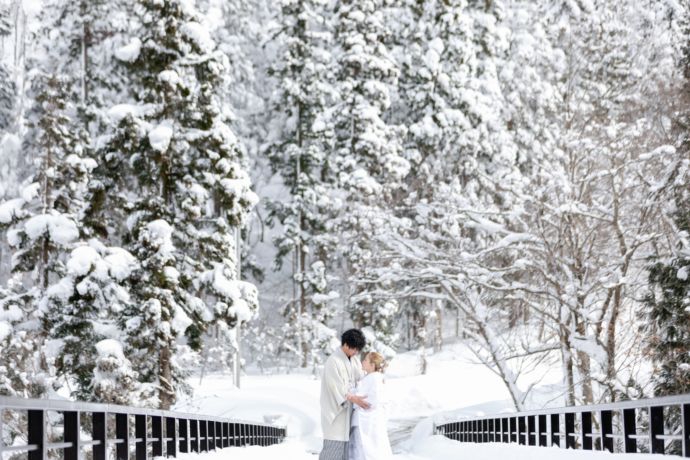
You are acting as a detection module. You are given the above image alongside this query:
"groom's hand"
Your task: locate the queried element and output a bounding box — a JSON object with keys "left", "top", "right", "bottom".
{"left": 348, "top": 394, "right": 371, "bottom": 410}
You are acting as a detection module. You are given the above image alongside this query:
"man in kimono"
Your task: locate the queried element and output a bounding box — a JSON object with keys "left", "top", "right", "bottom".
{"left": 319, "top": 329, "right": 369, "bottom": 460}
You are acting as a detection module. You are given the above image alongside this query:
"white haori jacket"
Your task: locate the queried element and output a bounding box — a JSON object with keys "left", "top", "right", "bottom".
{"left": 320, "top": 347, "right": 363, "bottom": 441}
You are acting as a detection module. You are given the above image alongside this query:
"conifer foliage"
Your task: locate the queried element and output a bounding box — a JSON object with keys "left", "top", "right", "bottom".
{"left": 266, "top": 0, "right": 340, "bottom": 367}
{"left": 107, "top": 0, "right": 258, "bottom": 408}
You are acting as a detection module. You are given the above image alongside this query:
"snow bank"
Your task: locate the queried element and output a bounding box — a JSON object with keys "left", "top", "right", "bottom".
{"left": 409, "top": 437, "right": 682, "bottom": 460}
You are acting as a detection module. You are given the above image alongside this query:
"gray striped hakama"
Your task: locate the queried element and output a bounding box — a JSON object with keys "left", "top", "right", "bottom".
{"left": 319, "top": 440, "right": 348, "bottom": 460}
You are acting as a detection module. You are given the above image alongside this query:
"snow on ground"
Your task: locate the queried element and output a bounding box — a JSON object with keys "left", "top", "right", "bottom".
{"left": 176, "top": 342, "right": 677, "bottom": 459}
{"left": 172, "top": 438, "right": 682, "bottom": 460}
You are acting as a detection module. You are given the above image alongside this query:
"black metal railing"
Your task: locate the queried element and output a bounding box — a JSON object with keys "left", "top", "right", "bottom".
{"left": 434, "top": 393, "right": 690, "bottom": 456}
{"left": 0, "top": 396, "right": 286, "bottom": 460}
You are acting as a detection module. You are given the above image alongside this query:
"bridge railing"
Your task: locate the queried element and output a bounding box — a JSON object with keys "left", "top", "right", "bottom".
{"left": 434, "top": 393, "right": 690, "bottom": 456}
{"left": 0, "top": 395, "right": 286, "bottom": 460}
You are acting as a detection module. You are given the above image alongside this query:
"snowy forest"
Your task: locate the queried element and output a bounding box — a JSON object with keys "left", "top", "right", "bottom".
{"left": 0, "top": 0, "right": 688, "bottom": 415}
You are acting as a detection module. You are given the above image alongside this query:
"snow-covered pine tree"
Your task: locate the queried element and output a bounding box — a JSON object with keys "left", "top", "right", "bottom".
{"left": 36, "top": 0, "right": 133, "bottom": 117}
{"left": 0, "top": 2, "right": 17, "bottom": 191}
{"left": 329, "top": 0, "right": 408, "bottom": 347}
{"left": 265, "top": 0, "right": 340, "bottom": 368}
{"left": 0, "top": 74, "right": 88, "bottom": 397}
{"left": 92, "top": 338, "right": 138, "bottom": 405}
{"left": 108, "top": 0, "right": 259, "bottom": 407}
{"left": 645, "top": 12, "right": 690, "bottom": 396}
{"left": 0, "top": 3, "right": 13, "bottom": 132}
{"left": 41, "top": 239, "right": 138, "bottom": 401}
{"left": 645, "top": 191, "right": 690, "bottom": 396}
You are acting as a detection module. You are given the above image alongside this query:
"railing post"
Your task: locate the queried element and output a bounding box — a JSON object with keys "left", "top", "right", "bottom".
{"left": 179, "top": 418, "right": 188, "bottom": 454}
{"left": 581, "top": 411, "right": 592, "bottom": 450}
{"left": 166, "top": 417, "right": 177, "bottom": 457}
{"left": 190, "top": 419, "right": 199, "bottom": 452}
{"left": 151, "top": 416, "right": 163, "bottom": 457}
{"left": 650, "top": 406, "right": 665, "bottom": 454}
{"left": 681, "top": 404, "right": 690, "bottom": 457}
{"left": 27, "top": 410, "right": 45, "bottom": 460}
{"left": 206, "top": 420, "right": 213, "bottom": 450}
{"left": 527, "top": 416, "right": 536, "bottom": 446}
{"left": 93, "top": 412, "right": 107, "bottom": 460}
{"left": 502, "top": 418, "right": 508, "bottom": 443}
{"left": 135, "top": 414, "right": 147, "bottom": 460}
{"left": 518, "top": 416, "right": 526, "bottom": 445}
{"left": 116, "top": 413, "right": 130, "bottom": 460}
{"left": 64, "top": 411, "right": 80, "bottom": 460}
{"left": 623, "top": 408, "right": 637, "bottom": 453}
{"left": 229, "top": 423, "right": 236, "bottom": 447}
{"left": 200, "top": 420, "right": 208, "bottom": 451}
{"left": 600, "top": 410, "right": 613, "bottom": 453}
{"left": 538, "top": 414, "right": 547, "bottom": 446}
{"left": 550, "top": 413, "right": 559, "bottom": 447}
{"left": 565, "top": 413, "right": 575, "bottom": 449}
{"left": 223, "top": 422, "right": 229, "bottom": 447}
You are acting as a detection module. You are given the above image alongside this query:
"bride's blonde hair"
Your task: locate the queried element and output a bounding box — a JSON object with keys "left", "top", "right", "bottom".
{"left": 366, "top": 351, "right": 387, "bottom": 373}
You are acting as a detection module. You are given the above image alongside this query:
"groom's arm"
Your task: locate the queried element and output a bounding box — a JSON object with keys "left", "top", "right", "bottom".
{"left": 346, "top": 393, "right": 370, "bottom": 410}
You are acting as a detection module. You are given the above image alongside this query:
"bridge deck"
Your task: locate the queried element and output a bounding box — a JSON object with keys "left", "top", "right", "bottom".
{"left": 173, "top": 437, "right": 678, "bottom": 459}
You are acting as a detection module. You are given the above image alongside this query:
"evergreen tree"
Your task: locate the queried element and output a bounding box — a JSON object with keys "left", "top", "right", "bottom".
{"left": 107, "top": 0, "right": 259, "bottom": 407}
{"left": 645, "top": 192, "right": 690, "bottom": 396}
{"left": 646, "top": 9, "right": 690, "bottom": 396}
{"left": 92, "top": 339, "right": 138, "bottom": 405}
{"left": 36, "top": 0, "right": 133, "bottom": 115}
{"left": 329, "top": 0, "right": 409, "bottom": 347}
{"left": 266, "top": 0, "right": 340, "bottom": 367}
{"left": 41, "top": 240, "right": 137, "bottom": 401}
{"left": 0, "top": 74, "right": 89, "bottom": 397}
{"left": 0, "top": 3, "right": 13, "bottom": 132}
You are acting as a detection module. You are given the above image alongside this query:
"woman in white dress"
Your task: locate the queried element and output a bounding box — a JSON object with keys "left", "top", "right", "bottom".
{"left": 348, "top": 352, "right": 393, "bottom": 460}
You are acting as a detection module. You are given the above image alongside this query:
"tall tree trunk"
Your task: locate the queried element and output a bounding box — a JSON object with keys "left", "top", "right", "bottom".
{"left": 561, "top": 326, "right": 576, "bottom": 406}
{"left": 159, "top": 345, "right": 174, "bottom": 410}
{"left": 575, "top": 315, "right": 594, "bottom": 404}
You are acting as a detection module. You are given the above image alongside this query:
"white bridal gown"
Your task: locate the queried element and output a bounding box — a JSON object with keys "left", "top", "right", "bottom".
{"left": 349, "top": 372, "right": 393, "bottom": 460}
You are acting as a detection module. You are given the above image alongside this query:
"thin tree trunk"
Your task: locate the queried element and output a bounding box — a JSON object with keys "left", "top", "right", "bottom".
{"left": 575, "top": 315, "right": 594, "bottom": 404}
{"left": 561, "top": 326, "right": 576, "bottom": 406}
{"left": 159, "top": 345, "right": 174, "bottom": 410}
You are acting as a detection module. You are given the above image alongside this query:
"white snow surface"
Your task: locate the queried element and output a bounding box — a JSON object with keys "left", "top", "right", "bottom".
{"left": 24, "top": 214, "right": 79, "bottom": 245}
{"left": 181, "top": 21, "right": 216, "bottom": 53}
{"left": 149, "top": 122, "right": 174, "bottom": 152}
{"left": 175, "top": 342, "right": 673, "bottom": 459}
{"left": 96, "top": 339, "right": 125, "bottom": 359}
{"left": 0, "top": 198, "right": 24, "bottom": 224}
{"left": 115, "top": 37, "right": 142, "bottom": 63}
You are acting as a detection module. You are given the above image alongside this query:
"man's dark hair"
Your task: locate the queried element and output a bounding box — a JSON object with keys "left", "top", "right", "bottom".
{"left": 341, "top": 328, "right": 366, "bottom": 351}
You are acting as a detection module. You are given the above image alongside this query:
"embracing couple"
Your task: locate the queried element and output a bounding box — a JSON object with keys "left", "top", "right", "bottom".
{"left": 319, "top": 329, "right": 393, "bottom": 460}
